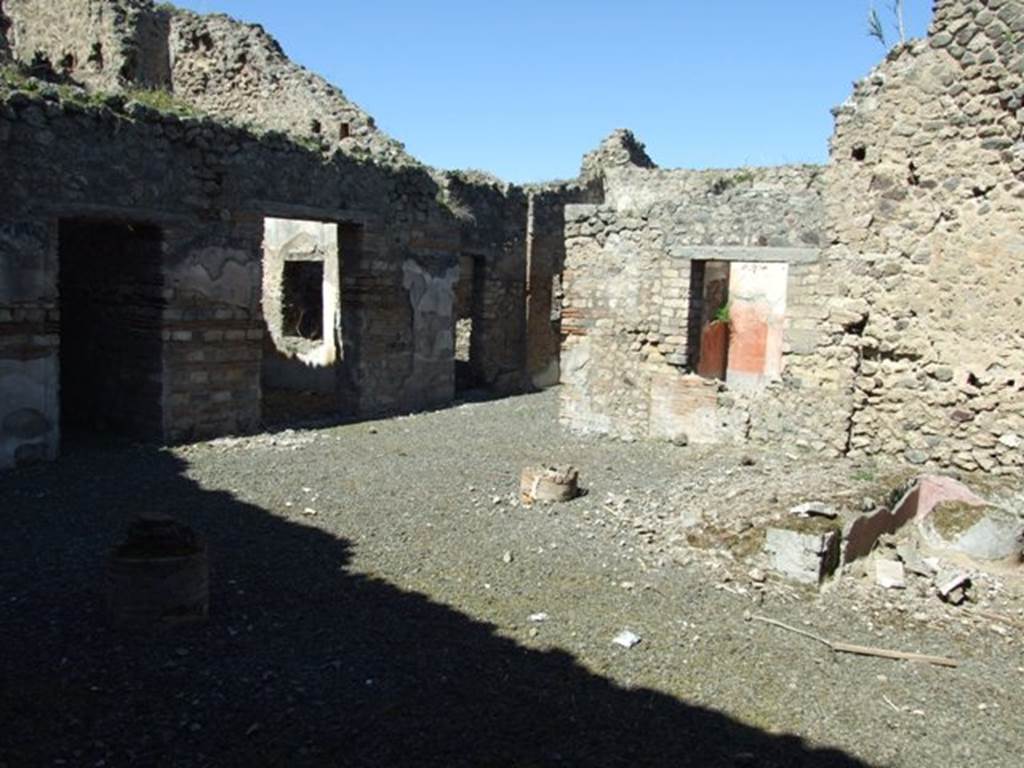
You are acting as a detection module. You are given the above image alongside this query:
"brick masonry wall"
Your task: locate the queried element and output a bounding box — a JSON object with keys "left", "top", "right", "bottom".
{"left": 0, "top": 81, "right": 530, "bottom": 468}
{"left": 524, "top": 181, "right": 600, "bottom": 389}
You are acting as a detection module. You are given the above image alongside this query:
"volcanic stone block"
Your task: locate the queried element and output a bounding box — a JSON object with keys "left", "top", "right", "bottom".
{"left": 106, "top": 518, "right": 209, "bottom": 629}
{"left": 520, "top": 465, "right": 580, "bottom": 504}
{"left": 764, "top": 526, "right": 841, "bottom": 586}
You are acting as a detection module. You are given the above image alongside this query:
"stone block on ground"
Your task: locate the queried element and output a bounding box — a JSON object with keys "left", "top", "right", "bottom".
{"left": 520, "top": 465, "right": 580, "bottom": 504}
{"left": 875, "top": 558, "right": 906, "bottom": 589}
{"left": 764, "top": 524, "right": 841, "bottom": 586}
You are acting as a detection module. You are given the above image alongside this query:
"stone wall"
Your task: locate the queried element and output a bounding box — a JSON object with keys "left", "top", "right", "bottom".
{"left": 0, "top": 0, "right": 539, "bottom": 470}
{"left": 559, "top": 142, "right": 824, "bottom": 443}
{"left": 438, "top": 171, "right": 531, "bottom": 394}
{"left": 772, "top": 0, "right": 1024, "bottom": 473}
{"left": 524, "top": 181, "right": 600, "bottom": 389}
{"left": 0, "top": 76, "right": 528, "bottom": 468}
{"left": 164, "top": 8, "right": 408, "bottom": 164}
{"left": 4, "top": 0, "right": 166, "bottom": 89}
{"left": 2, "top": 0, "right": 409, "bottom": 164}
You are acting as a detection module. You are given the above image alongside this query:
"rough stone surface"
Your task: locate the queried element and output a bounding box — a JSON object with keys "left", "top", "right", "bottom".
{"left": 770, "top": 0, "right": 1024, "bottom": 471}
{"left": 763, "top": 525, "right": 841, "bottom": 586}
{"left": 919, "top": 502, "right": 1024, "bottom": 562}
{"left": 560, "top": 158, "right": 823, "bottom": 442}
{"left": 0, "top": 1, "right": 554, "bottom": 468}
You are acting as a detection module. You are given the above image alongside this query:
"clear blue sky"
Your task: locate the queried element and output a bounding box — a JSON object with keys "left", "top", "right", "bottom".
{"left": 172, "top": 1, "right": 932, "bottom": 182}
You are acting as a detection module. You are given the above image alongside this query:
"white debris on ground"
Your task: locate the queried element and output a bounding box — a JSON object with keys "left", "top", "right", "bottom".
{"left": 612, "top": 630, "right": 642, "bottom": 649}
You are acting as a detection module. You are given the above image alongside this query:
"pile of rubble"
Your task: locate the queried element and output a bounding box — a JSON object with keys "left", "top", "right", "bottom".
{"left": 573, "top": 450, "right": 1023, "bottom": 629}
{"left": 763, "top": 475, "right": 1023, "bottom": 599}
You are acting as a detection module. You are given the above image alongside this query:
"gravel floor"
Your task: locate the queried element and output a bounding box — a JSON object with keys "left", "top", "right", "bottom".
{"left": 1, "top": 389, "right": 1022, "bottom": 767}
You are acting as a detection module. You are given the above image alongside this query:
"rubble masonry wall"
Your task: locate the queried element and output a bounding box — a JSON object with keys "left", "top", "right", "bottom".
{"left": 559, "top": 165, "right": 824, "bottom": 443}
{"left": 775, "top": 0, "right": 1024, "bottom": 472}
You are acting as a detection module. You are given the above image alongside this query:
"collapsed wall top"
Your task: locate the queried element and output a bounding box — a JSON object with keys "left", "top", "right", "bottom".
{"left": 2, "top": 0, "right": 413, "bottom": 166}
{"left": 580, "top": 129, "right": 657, "bottom": 182}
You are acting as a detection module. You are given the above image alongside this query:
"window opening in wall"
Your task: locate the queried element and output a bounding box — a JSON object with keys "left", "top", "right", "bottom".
{"left": 281, "top": 261, "right": 324, "bottom": 341}
{"left": 262, "top": 217, "right": 354, "bottom": 425}
{"left": 454, "top": 254, "right": 486, "bottom": 392}
{"left": 58, "top": 220, "right": 165, "bottom": 442}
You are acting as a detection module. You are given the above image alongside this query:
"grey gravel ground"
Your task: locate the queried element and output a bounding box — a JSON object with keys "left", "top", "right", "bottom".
{"left": 1, "top": 389, "right": 1022, "bottom": 767}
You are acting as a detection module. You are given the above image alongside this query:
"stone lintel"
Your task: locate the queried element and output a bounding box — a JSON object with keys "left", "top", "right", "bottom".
{"left": 43, "top": 203, "right": 194, "bottom": 225}
{"left": 670, "top": 246, "right": 820, "bottom": 264}
{"left": 247, "top": 201, "right": 377, "bottom": 227}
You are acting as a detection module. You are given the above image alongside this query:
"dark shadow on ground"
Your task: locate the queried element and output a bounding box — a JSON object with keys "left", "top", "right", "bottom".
{"left": 0, "top": 441, "right": 876, "bottom": 767}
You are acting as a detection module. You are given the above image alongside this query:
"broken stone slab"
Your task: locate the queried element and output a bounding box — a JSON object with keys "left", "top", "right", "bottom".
{"left": 843, "top": 475, "right": 990, "bottom": 564}
{"left": 764, "top": 523, "right": 841, "bottom": 586}
{"left": 907, "top": 475, "right": 988, "bottom": 522}
{"left": 896, "top": 540, "right": 937, "bottom": 578}
{"left": 875, "top": 558, "right": 906, "bottom": 590}
{"left": 918, "top": 501, "right": 1024, "bottom": 563}
{"left": 789, "top": 501, "right": 838, "bottom": 519}
{"left": 520, "top": 465, "right": 580, "bottom": 504}
{"left": 936, "top": 570, "right": 971, "bottom": 606}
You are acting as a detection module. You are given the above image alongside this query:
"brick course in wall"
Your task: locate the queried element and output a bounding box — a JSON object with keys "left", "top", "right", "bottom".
{"left": 0, "top": 79, "right": 530, "bottom": 469}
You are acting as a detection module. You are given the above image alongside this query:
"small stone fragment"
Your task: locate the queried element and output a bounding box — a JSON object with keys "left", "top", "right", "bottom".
{"left": 875, "top": 559, "right": 906, "bottom": 589}
{"left": 998, "top": 433, "right": 1021, "bottom": 449}
{"left": 789, "top": 501, "right": 838, "bottom": 519}
{"left": 612, "top": 630, "right": 642, "bottom": 649}
{"left": 896, "top": 541, "right": 936, "bottom": 577}
{"left": 936, "top": 570, "right": 971, "bottom": 605}
{"left": 528, "top": 612, "right": 549, "bottom": 623}
{"left": 502, "top": 550, "right": 513, "bottom": 564}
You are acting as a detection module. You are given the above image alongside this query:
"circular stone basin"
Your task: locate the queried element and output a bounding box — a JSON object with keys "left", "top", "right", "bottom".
{"left": 520, "top": 465, "right": 580, "bottom": 504}
{"left": 106, "top": 518, "right": 209, "bottom": 629}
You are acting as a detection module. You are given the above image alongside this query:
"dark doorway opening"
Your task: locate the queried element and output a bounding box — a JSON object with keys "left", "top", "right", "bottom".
{"left": 282, "top": 261, "right": 324, "bottom": 341}
{"left": 687, "top": 260, "right": 731, "bottom": 380}
{"left": 454, "top": 254, "right": 485, "bottom": 393}
{"left": 58, "top": 220, "right": 165, "bottom": 442}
